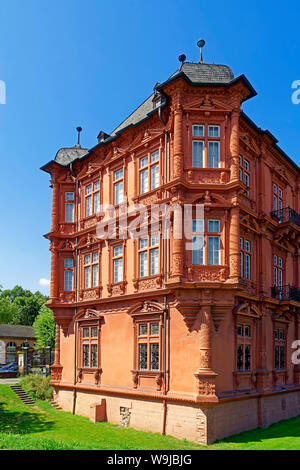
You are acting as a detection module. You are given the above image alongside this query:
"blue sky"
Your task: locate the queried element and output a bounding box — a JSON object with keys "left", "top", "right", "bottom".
{"left": 0, "top": 0, "right": 299, "bottom": 295}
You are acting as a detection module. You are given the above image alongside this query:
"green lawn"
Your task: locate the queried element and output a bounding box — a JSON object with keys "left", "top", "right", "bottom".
{"left": 0, "top": 385, "right": 299, "bottom": 450}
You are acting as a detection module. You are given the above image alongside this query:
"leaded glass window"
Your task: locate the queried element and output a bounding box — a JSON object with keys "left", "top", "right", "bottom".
{"left": 91, "top": 344, "right": 98, "bottom": 368}
{"left": 150, "top": 343, "right": 159, "bottom": 370}
{"left": 83, "top": 345, "right": 89, "bottom": 367}
{"left": 139, "top": 343, "right": 147, "bottom": 370}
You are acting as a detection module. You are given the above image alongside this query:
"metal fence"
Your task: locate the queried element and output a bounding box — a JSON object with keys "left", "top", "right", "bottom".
{"left": 21, "top": 344, "right": 54, "bottom": 377}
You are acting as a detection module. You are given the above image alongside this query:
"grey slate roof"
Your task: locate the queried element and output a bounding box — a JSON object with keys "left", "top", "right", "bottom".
{"left": 169, "top": 62, "right": 234, "bottom": 84}
{"left": 111, "top": 94, "right": 156, "bottom": 136}
{"left": 111, "top": 62, "right": 234, "bottom": 136}
{"left": 54, "top": 145, "right": 89, "bottom": 167}
{"left": 0, "top": 324, "right": 36, "bottom": 339}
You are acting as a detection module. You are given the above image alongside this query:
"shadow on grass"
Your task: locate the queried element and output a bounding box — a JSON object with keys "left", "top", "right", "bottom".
{"left": 219, "top": 415, "right": 300, "bottom": 446}
{"left": 0, "top": 400, "right": 55, "bottom": 435}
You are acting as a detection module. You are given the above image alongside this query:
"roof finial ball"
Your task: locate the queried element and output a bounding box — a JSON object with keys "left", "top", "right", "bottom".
{"left": 76, "top": 126, "right": 82, "bottom": 147}
{"left": 178, "top": 54, "right": 186, "bottom": 69}
{"left": 197, "top": 38, "right": 206, "bottom": 64}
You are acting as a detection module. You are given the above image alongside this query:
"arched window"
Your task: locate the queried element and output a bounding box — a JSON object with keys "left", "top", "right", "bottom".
{"left": 6, "top": 342, "right": 17, "bottom": 363}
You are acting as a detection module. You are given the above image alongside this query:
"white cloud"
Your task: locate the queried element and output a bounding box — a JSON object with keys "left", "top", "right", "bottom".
{"left": 39, "top": 278, "right": 50, "bottom": 287}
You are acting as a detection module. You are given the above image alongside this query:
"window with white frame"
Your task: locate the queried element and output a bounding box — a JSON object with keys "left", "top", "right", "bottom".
{"left": 114, "top": 169, "right": 124, "bottom": 205}
{"left": 65, "top": 192, "right": 74, "bottom": 223}
{"left": 64, "top": 258, "right": 74, "bottom": 291}
{"left": 80, "top": 324, "right": 99, "bottom": 369}
{"left": 192, "top": 218, "right": 221, "bottom": 266}
{"left": 192, "top": 219, "right": 204, "bottom": 265}
{"left": 240, "top": 238, "right": 251, "bottom": 280}
{"left": 239, "top": 156, "right": 250, "bottom": 197}
{"left": 274, "top": 326, "right": 286, "bottom": 370}
{"left": 237, "top": 323, "right": 252, "bottom": 371}
{"left": 138, "top": 234, "right": 159, "bottom": 277}
{"left": 85, "top": 181, "right": 100, "bottom": 217}
{"left": 192, "top": 124, "right": 220, "bottom": 168}
{"left": 274, "top": 255, "right": 283, "bottom": 288}
{"left": 137, "top": 320, "right": 160, "bottom": 371}
{"left": 207, "top": 219, "right": 220, "bottom": 265}
{"left": 113, "top": 245, "right": 123, "bottom": 283}
{"left": 273, "top": 183, "right": 283, "bottom": 212}
{"left": 84, "top": 252, "right": 99, "bottom": 289}
{"left": 139, "top": 151, "right": 160, "bottom": 194}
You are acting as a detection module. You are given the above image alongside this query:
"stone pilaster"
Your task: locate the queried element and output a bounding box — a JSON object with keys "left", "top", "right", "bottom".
{"left": 173, "top": 98, "right": 184, "bottom": 179}
{"left": 51, "top": 323, "right": 63, "bottom": 382}
{"left": 256, "top": 311, "right": 270, "bottom": 391}
{"left": 51, "top": 178, "right": 59, "bottom": 232}
{"left": 170, "top": 203, "right": 184, "bottom": 279}
{"left": 50, "top": 242, "right": 59, "bottom": 300}
{"left": 194, "top": 306, "right": 218, "bottom": 401}
{"left": 229, "top": 109, "right": 240, "bottom": 182}
{"left": 228, "top": 206, "right": 240, "bottom": 283}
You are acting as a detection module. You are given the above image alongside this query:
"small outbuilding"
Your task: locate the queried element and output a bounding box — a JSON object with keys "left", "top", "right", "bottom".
{"left": 0, "top": 324, "right": 36, "bottom": 364}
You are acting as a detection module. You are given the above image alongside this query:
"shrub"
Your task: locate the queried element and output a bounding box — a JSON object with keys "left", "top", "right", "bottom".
{"left": 20, "top": 375, "right": 53, "bottom": 401}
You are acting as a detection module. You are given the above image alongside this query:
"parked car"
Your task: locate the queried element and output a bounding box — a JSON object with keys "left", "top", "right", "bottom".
{"left": 0, "top": 361, "right": 18, "bottom": 373}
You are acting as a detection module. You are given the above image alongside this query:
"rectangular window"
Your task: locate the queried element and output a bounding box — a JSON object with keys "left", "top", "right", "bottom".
{"left": 113, "top": 245, "right": 123, "bottom": 283}
{"left": 273, "top": 184, "right": 283, "bottom": 211}
{"left": 139, "top": 250, "right": 148, "bottom": 277}
{"left": 137, "top": 320, "right": 160, "bottom": 372}
{"left": 92, "top": 264, "right": 99, "bottom": 288}
{"left": 140, "top": 169, "right": 149, "bottom": 194}
{"left": 150, "top": 248, "right": 159, "bottom": 275}
{"left": 151, "top": 163, "right": 159, "bottom": 190}
{"left": 192, "top": 125, "right": 204, "bottom": 137}
{"left": 274, "top": 328, "right": 286, "bottom": 370}
{"left": 65, "top": 192, "right": 74, "bottom": 222}
{"left": 208, "top": 236, "right": 220, "bottom": 265}
{"left": 192, "top": 141, "right": 204, "bottom": 167}
{"left": 274, "top": 255, "right": 284, "bottom": 288}
{"left": 150, "top": 343, "right": 159, "bottom": 371}
{"left": 139, "top": 152, "right": 160, "bottom": 194}
{"left": 208, "top": 125, "right": 220, "bottom": 137}
{"left": 239, "top": 156, "right": 250, "bottom": 197}
{"left": 192, "top": 218, "right": 221, "bottom": 266}
{"left": 139, "top": 343, "right": 147, "bottom": 370}
{"left": 240, "top": 238, "right": 251, "bottom": 280}
{"left": 208, "top": 220, "right": 220, "bottom": 233}
{"left": 83, "top": 344, "right": 89, "bottom": 367}
{"left": 236, "top": 323, "right": 252, "bottom": 371}
{"left": 65, "top": 203, "right": 74, "bottom": 222}
{"left": 84, "top": 266, "right": 91, "bottom": 289}
{"left": 91, "top": 344, "right": 98, "bottom": 368}
{"left": 81, "top": 325, "right": 99, "bottom": 369}
{"left": 192, "top": 218, "right": 204, "bottom": 265}
{"left": 208, "top": 141, "right": 220, "bottom": 168}
{"left": 114, "top": 169, "right": 124, "bottom": 205}
{"left": 86, "top": 196, "right": 92, "bottom": 217}
{"left": 138, "top": 235, "right": 159, "bottom": 277}
{"left": 64, "top": 258, "right": 73, "bottom": 291}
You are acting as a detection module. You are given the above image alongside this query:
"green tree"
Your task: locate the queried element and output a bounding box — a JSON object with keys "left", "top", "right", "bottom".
{"left": 0, "top": 286, "right": 48, "bottom": 326}
{"left": 0, "top": 298, "right": 19, "bottom": 324}
{"left": 33, "top": 305, "right": 55, "bottom": 348}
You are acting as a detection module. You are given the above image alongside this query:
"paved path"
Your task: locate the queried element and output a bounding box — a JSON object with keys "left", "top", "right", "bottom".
{"left": 0, "top": 378, "right": 20, "bottom": 385}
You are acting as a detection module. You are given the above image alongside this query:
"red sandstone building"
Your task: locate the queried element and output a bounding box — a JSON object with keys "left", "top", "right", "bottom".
{"left": 42, "top": 42, "right": 300, "bottom": 444}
